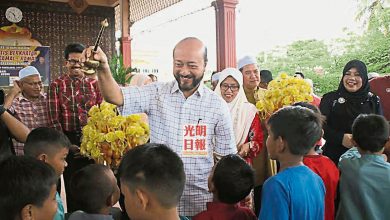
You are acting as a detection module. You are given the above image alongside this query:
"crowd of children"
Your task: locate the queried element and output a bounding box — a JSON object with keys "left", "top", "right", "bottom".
{"left": 0, "top": 104, "right": 389, "bottom": 219}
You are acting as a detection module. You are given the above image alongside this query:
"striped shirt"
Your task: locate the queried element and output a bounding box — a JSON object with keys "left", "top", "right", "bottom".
{"left": 120, "top": 81, "right": 237, "bottom": 216}
{"left": 9, "top": 93, "right": 50, "bottom": 155}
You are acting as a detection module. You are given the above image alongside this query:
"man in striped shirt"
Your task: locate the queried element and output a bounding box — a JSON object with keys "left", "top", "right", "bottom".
{"left": 4, "top": 66, "right": 50, "bottom": 155}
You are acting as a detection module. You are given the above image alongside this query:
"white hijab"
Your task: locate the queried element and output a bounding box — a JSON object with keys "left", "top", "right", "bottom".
{"left": 214, "top": 68, "right": 258, "bottom": 146}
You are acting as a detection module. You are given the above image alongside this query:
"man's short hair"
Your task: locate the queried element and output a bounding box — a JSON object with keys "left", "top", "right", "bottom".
{"left": 64, "top": 43, "right": 85, "bottom": 60}
{"left": 0, "top": 156, "right": 57, "bottom": 219}
{"left": 70, "top": 164, "right": 116, "bottom": 213}
{"left": 352, "top": 114, "right": 389, "bottom": 153}
{"left": 213, "top": 154, "right": 254, "bottom": 204}
{"left": 268, "top": 106, "right": 322, "bottom": 155}
{"left": 119, "top": 143, "right": 185, "bottom": 208}
{"left": 24, "top": 127, "right": 71, "bottom": 157}
{"left": 260, "top": 70, "right": 273, "bottom": 83}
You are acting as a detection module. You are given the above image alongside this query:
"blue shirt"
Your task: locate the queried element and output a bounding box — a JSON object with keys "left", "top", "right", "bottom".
{"left": 337, "top": 148, "right": 390, "bottom": 220}
{"left": 259, "top": 165, "right": 325, "bottom": 220}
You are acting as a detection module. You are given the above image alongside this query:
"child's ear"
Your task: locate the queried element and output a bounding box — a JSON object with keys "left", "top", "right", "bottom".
{"left": 136, "top": 189, "right": 149, "bottom": 211}
{"left": 20, "top": 204, "right": 33, "bottom": 220}
{"left": 106, "top": 193, "right": 115, "bottom": 207}
{"left": 37, "top": 154, "right": 48, "bottom": 163}
{"left": 277, "top": 136, "right": 287, "bottom": 153}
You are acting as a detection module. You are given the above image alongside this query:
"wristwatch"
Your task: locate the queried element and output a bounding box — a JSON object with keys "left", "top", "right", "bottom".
{"left": 0, "top": 104, "right": 6, "bottom": 116}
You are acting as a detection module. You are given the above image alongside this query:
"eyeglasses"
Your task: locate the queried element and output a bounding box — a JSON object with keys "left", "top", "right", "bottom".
{"left": 67, "top": 59, "right": 83, "bottom": 65}
{"left": 221, "top": 83, "right": 240, "bottom": 92}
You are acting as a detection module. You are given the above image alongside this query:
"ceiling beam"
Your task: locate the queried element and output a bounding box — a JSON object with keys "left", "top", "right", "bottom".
{"left": 49, "top": 0, "right": 119, "bottom": 7}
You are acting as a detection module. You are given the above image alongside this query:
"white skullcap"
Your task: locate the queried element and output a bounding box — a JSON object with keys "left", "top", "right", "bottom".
{"left": 237, "top": 55, "right": 257, "bottom": 70}
{"left": 19, "top": 66, "right": 40, "bottom": 80}
{"left": 368, "top": 72, "right": 380, "bottom": 80}
{"left": 211, "top": 72, "right": 221, "bottom": 82}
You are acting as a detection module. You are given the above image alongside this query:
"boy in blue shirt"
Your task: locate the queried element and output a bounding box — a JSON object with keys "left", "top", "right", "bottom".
{"left": 24, "top": 127, "right": 71, "bottom": 220}
{"left": 259, "top": 106, "right": 325, "bottom": 220}
{"left": 337, "top": 114, "right": 390, "bottom": 220}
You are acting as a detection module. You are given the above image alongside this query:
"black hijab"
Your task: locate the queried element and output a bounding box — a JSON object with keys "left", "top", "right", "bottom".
{"left": 334, "top": 60, "right": 381, "bottom": 120}
{"left": 337, "top": 59, "right": 370, "bottom": 103}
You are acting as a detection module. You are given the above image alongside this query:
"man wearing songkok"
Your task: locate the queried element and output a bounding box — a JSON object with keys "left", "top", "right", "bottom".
{"left": 4, "top": 66, "right": 50, "bottom": 155}
{"left": 237, "top": 55, "right": 261, "bottom": 105}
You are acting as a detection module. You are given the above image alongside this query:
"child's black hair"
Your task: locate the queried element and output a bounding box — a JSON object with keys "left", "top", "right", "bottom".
{"left": 352, "top": 114, "right": 389, "bottom": 153}
{"left": 119, "top": 143, "right": 185, "bottom": 208}
{"left": 70, "top": 164, "right": 116, "bottom": 213}
{"left": 212, "top": 154, "right": 254, "bottom": 204}
{"left": 24, "top": 127, "right": 71, "bottom": 157}
{"left": 268, "top": 106, "right": 322, "bottom": 155}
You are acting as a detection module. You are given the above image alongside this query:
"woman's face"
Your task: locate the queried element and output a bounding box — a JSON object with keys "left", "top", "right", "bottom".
{"left": 220, "top": 76, "right": 240, "bottom": 103}
{"left": 343, "top": 67, "right": 363, "bottom": 93}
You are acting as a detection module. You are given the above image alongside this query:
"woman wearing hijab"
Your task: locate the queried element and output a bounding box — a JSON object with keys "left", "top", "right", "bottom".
{"left": 214, "top": 68, "right": 263, "bottom": 165}
{"left": 320, "top": 60, "right": 383, "bottom": 164}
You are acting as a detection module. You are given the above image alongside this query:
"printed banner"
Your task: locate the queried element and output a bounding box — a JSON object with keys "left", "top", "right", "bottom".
{"left": 0, "top": 45, "right": 50, "bottom": 86}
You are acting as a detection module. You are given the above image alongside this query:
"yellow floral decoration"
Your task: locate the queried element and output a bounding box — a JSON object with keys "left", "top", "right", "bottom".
{"left": 255, "top": 73, "right": 313, "bottom": 119}
{"left": 80, "top": 102, "right": 150, "bottom": 168}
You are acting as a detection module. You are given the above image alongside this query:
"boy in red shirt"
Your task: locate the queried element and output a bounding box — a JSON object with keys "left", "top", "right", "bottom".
{"left": 193, "top": 154, "right": 257, "bottom": 220}
{"left": 294, "top": 102, "right": 340, "bottom": 220}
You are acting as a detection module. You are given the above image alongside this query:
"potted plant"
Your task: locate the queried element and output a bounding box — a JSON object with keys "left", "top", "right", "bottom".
{"left": 109, "top": 54, "right": 135, "bottom": 86}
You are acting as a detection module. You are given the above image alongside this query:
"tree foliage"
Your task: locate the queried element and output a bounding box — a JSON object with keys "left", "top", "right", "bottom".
{"left": 257, "top": 1, "right": 390, "bottom": 96}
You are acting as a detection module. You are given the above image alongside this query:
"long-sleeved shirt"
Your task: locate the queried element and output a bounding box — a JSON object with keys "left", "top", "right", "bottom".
{"left": 319, "top": 91, "right": 382, "bottom": 164}
{"left": 120, "top": 81, "right": 236, "bottom": 216}
{"left": 47, "top": 74, "right": 102, "bottom": 132}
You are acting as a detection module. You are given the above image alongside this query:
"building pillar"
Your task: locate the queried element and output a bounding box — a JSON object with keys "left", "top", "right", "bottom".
{"left": 121, "top": 0, "right": 131, "bottom": 67}
{"left": 213, "top": 0, "right": 238, "bottom": 71}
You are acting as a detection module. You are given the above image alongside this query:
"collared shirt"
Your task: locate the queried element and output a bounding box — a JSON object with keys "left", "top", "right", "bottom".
{"left": 8, "top": 93, "right": 50, "bottom": 155}
{"left": 120, "top": 81, "right": 236, "bottom": 216}
{"left": 48, "top": 74, "right": 102, "bottom": 132}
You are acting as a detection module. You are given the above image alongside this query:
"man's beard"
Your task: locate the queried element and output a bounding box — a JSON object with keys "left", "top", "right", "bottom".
{"left": 174, "top": 71, "right": 204, "bottom": 92}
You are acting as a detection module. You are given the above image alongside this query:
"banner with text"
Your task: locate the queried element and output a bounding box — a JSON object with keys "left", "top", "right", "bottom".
{"left": 0, "top": 46, "right": 50, "bottom": 86}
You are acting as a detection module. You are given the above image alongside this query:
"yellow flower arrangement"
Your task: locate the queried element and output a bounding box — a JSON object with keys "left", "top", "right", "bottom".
{"left": 80, "top": 102, "right": 150, "bottom": 168}
{"left": 255, "top": 73, "right": 313, "bottom": 119}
